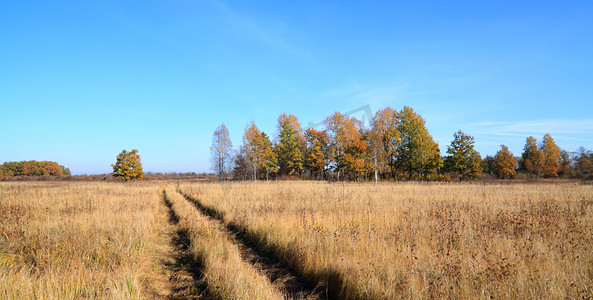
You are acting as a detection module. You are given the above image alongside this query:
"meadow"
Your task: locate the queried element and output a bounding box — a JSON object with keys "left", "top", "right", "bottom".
{"left": 180, "top": 181, "right": 593, "bottom": 299}
{"left": 0, "top": 182, "right": 171, "bottom": 299}
{"left": 1, "top": 181, "right": 592, "bottom": 299}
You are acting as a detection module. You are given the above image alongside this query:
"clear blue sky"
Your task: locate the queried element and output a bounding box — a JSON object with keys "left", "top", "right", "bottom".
{"left": 2, "top": 0, "right": 592, "bottom": 175}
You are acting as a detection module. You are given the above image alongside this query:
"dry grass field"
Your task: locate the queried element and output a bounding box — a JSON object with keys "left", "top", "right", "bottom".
{"left": 163, "top": 187, "right": 284, "bottom": 299}
{"left": 0, "top": 182, "right": 172, "bottom": 299}
{"left": 180, "top": 181, "right": 593, "bottom": 299}
{"left": 1, "top": 180, "right": 592, "bottom": 299}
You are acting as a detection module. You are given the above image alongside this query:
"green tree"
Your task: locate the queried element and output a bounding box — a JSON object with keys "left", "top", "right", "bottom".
{"left": 541, "top": 133, "right": 561, "bottom": 177}
{"left": 575, "top": 147, "right": 593, "bottom": 178}
{"left": 493, "top": 145, "right": 516, "bottom": 179}
{"left": 112, "top": 149, "right": 143, "bottom": 181}
{"left": 396, "top": 106, "right": 442, "bottom": 179}
{"left": 481, "top": 155, "right": 496, "bottom": 175}
{"left": 232, "top": 147, "right": 250, "bottom": 180}
{"left": 276, "top": 114, "right": 305, "bottom": 176}
{"left": 61, "top": 166, "right": 71, "bottom": 176}
{"left": 444, "top": 130, "right": 482, "bottom": 180}
{"left": 520, "top": 136, "right": 544, "bottom": 177}
{"left": 210, "top": 124, "right": 233, "bottom": 181}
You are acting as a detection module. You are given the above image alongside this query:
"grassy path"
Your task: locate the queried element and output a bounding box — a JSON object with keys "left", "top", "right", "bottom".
{"left": 164, "top": 188, "right": 286, "bottom": 299}
{"left": 180, "top": 191, "right": 328, "bottom": 299}
{"left": 162, "top": 190, "right": 209, "bottom": 299}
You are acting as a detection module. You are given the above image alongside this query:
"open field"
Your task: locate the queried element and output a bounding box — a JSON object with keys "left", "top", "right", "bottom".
{"left": 180, "top": 181, "right": 593, "bottom": 299}
{"left": 0, "top": 182, "right": 171, "bottom": 299}
{"left": 1, "top": 181, "right": 592, "bottom": 299}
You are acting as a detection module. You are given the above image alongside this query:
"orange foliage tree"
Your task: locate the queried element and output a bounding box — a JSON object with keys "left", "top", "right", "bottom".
{"left": 305, "top": 128, "right": 329, "bottom": 179}
{"left": 0, "top": 161, "right": 67, "bottom": 178}
{"left": 541, "top": 133, "right": 561, "bottom": 177}
{"left": 494, "top": 145, "right": 516, "bottom": 179}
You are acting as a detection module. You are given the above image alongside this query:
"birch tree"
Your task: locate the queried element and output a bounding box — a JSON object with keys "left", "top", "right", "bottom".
{"left": 210, "top": 124, "right": 233, "bottom": 181}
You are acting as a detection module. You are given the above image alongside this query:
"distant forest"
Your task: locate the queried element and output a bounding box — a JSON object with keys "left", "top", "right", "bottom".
{"left": 0, "top": 161, "right": 70, "bottom": 179}
{"left": 211, "top": 106, "right": 593, "bottom": 181}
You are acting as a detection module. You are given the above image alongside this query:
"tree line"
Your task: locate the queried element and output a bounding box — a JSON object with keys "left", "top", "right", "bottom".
{"left": 211, "top": 106, "right": 593, "bottom": 181}
{"left": 0, "top": 160, "right": 71, "bottom": 179}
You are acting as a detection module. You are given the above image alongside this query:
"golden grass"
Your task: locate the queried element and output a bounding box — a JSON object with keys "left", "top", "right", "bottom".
{"left": 180, "top": 181, "right": 593, "bottom": 299}
{"left": 2, "top": 180, "right": 591, "bottom": 299}
{"left": 0, "top": 182, "right": 171, "bottom": 299}
{"left": 164, "top": 187, "right": 283, "bottom": 299}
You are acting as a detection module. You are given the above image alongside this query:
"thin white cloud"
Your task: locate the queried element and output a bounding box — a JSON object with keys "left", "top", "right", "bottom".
{"left": 322, "top": 82, "right": 411, "bottom": 109}
{"left": 469, "top": 119, "right": 593, "bottom": 137}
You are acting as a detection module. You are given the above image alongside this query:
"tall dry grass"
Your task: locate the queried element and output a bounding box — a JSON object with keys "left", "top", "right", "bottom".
{"left": 0, "top": 182, "right": 171, "bottom": 299}
{"left": 164, "top": 187, "right": 283, "bottom": 299}
{"left": 181, "top": 181, "right": 593, "bottom": 299}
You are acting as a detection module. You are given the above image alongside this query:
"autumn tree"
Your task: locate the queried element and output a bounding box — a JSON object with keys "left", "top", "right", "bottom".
{"left": 324, "top": 112, "right": 361, "bottom": 180}
{"left": 210, "top": 124, "right": 233, "bottom": 181}
{"left": 0, "top": 161, "right": 68, "bottom": 178}
{"left": 520, "top": 136, "right": 544, "bottom": 177}
{"left": 367, "top": 126, "right": 385, "bottom": 183}
{"left": 1, "top": 162, "right": 18, "bottom": 178}
{"left": 112, "top": 149, "right": 143, "bottom": 181}
{"left": 493, "top": 145, "right": 516, "bottom": 179}
{"left": 342, "top": 125, "right": 372, "bottom": 180}
{"left": 444, "top": 130, "right": 482, "bottom": 180}
{"left": 243, "top": 121, "right": 264, "bottom": 180}
{"left": 259, "top": 132, "right": 277, "bottom": 180}
{"left": 275, "top": 114, "right": 305, "bottom": 176}
{"left": 541, "top": 133, "right": 561, "bottom": 177}
{"left": 558, "top": 150, "right": 572, "bottom": 178}
{"left": 395, "top": 106, "right": 442, "bottom": 179}
{"left": 575, "top": 147, "right": 593, "bottom": 178}
{"left": 371, "top": 107, "right": 399, "bottom": 180}
{"left": 305, "top": 128, "right": 329, "bottom": 179}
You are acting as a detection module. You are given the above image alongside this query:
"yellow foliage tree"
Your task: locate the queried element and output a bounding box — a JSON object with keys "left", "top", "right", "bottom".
{"left": 494, "top": 145, "right": 516, "bottom": 179}
{"left": 371, "top": 107, "right": 399, "bottom": 180}
{"left": 111, "top": 149, "right": 143, "bottom": 181}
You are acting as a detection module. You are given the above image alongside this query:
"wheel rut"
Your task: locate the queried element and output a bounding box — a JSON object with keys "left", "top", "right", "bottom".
{"left": 180, "top": 192, "right": 328, "bottom": 300}
{"left": 162, "top": 191, "right": 210, "bottom": 299}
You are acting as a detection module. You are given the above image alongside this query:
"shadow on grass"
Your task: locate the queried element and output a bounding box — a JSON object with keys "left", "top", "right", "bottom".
{"left": 163, "top": 192, "right": 211, "bottom": 300}
{"left": 181, "top": 192, "right": 332, "bottom": 300}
